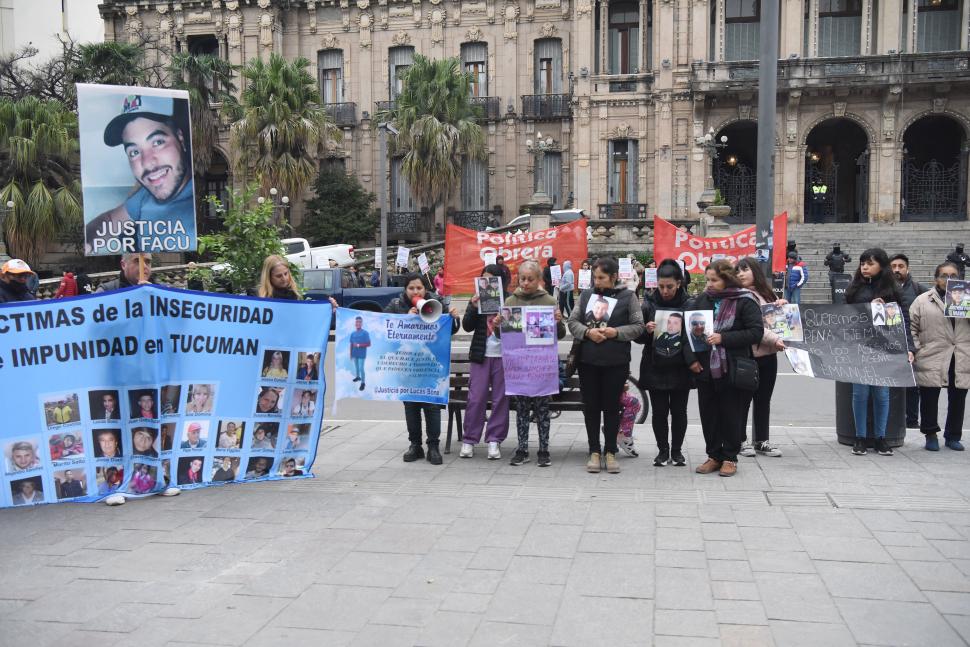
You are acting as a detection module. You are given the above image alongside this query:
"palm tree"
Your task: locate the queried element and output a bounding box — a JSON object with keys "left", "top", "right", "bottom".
{"left": 380, "top": 55, "right": 486, "bottom": 220}
{"left": 0, "top": 97, "right": 81, "bottom": 265}
{"left": 168, "top": 52, "right": 238, "bottom": 178}
{"left": 228, "top": 53, "right": 338, "bottom": 200}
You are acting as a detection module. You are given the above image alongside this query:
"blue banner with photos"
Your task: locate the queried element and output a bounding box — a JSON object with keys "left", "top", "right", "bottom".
{"left": 333, "top": 309, "right": 451, "bottom": 406}
{"left": 0, "top": 285, "right": 331, "bottom": 508}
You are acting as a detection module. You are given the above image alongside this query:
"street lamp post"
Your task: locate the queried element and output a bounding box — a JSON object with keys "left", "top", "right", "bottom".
{"left": 527, "top": 132, "right": 555, "bottom": 231}
{"left": 257, "top": 188, "right": 290, "bottom": 228}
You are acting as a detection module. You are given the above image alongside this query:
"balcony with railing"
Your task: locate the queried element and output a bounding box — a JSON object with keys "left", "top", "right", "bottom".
{"left": 470, "top": 96, "right": 502, "bottom": 121}
{"left": 598, "top": 203, "right": 648, "bottom": 219}
{"left": 389, "top": 210, "right": 433, "bottom": 242}
{"left": 521, "top": 94, "right": 572, "bottom": 120}
{"left": 450, "top": 208, "right": 503, "bottom": 231}
{"left": 691, "top": 52, "right": 970, "bottom": 93}
{"left": 325, "top": 102, "right": 357, "bottom": 127}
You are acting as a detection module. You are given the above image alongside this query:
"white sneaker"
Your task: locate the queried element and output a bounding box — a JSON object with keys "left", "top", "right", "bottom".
{"left": 618, "top": 436, "right": 638, "bottom": 457}
{"left": 755, "top": 441, "right": 783, "bottom": 457}
{"left": 487, "top": 442, "right": 501, "bottom": 460}
{"left": 104, "top": 494, "right": 126, "bottom": 506}
{"left": 460, "top": 443, "right": 474, "bottom": 458}
{"left": 160, "top": 487, "right": 181, "bottom": 497}
{"left": 740, "top": 441, "right": 756, "bottom": 457}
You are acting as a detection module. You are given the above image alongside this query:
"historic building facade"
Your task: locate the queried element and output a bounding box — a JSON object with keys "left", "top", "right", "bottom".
{"left": 100, "top": 0, "right": 970, "bottom": 241}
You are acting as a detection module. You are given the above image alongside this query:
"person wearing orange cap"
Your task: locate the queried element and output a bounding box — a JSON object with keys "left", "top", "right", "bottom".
{"left": 180, "top": 422, "right": 207, "bottom": 449}
{"left": 0, "top": 259, "right": 37, "bottom": 303}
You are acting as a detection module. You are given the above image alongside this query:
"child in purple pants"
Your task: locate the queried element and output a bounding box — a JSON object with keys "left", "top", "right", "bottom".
{"left": 618, "top": 383, "right": 641, "bottom": 457}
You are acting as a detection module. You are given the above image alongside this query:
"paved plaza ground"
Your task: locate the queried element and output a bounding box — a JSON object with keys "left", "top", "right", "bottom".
{"left": 1, "top": 405, "right": 969, "bottom": 646}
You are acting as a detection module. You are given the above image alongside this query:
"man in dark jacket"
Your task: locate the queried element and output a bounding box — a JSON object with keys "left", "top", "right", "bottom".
{"left": 542, "top": 257, "right": 556, "bottom": 292}
{"left": 96, "top": 252, "right": 154, "bottom": 292}
{"left": 891, "top": 253, "right": 928, "bottom": 428}
{"left": 946, "top": 244, "right": 970, "bottom": 278}
{"left": 0, "top": 259, "right": 37, "bottom": 303}
{"left": 824, "top": 243, "right": 850, "bottom": 289}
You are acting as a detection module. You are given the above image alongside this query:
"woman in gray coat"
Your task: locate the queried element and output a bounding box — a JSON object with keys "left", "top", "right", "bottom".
{"left": 910, "top": 262, "right": 969, "bottom": 451}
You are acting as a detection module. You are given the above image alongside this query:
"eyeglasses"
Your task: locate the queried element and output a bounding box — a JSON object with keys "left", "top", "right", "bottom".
{"left": 940, "top": 274, "right": 960, "bottom": 279}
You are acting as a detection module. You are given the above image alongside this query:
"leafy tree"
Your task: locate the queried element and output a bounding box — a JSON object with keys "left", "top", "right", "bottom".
{"left": 197, "top": 183, "right": 285, "bottom": 294}
{"left": 0, "top": 97, "right": 81, "bottom": 265}
{"left": 168, "top": 52, "right": 238, "bottom": 177}
{"left": 302, "top": 166, "right": 379, "bottom": 246}
{"left": 228, "top": 53, "right": 338, "bottom": 201}
{"left": 380, "top": 55, "right": 486, "bottom": 219}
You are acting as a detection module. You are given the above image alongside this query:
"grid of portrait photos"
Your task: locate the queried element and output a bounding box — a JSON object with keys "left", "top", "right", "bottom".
{"left": 3, "top": 348, "right": 323, "bottom": 506}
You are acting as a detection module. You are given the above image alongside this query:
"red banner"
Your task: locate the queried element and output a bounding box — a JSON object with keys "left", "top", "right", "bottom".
{"left": 653, "top": 214, "right": 788, "bottom": 274}
{"left": 443, "top": 219, "right": 589, "bottom": 294}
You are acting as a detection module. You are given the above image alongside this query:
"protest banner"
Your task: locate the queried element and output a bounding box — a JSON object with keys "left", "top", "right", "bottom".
{"left": 644, "top": 268, "right": 658, "bottom": 289}
{"left": 653, "top": 214, "right": 788, "bottom": 274}
{"left": 618, "top": 258, "right": 633, "bottom": 280}
{"left": 77, "top": 84, "right": 198, "bottom": 256}
{"left": 501, "top": 306, "right": 559, "bottom": 397}
{"left": 578, "top": 269, "right": 592, "bottom": 290}
{"left": 418, "top": 253, "right": 430, "bottom": 274}
{"left": 443, "top": 220, "right": 588, "bottom": 294}
{"left": 333, "top": 309, "right": 451, "bottom": 405}
{"left": 786, "top": 303, "right": 915, "bottom": 387}
{"left": 550, "top": 264, "right": 562, "bottom": 287}
{"left": 0, "top": 286, "right": 330, "bottom": 508}
{"left": 396, "top": 246, "right": 411, "bottom": 268}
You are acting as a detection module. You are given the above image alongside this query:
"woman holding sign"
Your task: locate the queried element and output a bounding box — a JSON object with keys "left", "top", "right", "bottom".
{"left": 385, "top": 273, "right": 460, "bottom": 465}
{"left": 910, "top": 262, "right": 969, "bottom": 452}
{"left": 257, "top": 255, "right": 303, "bottom": 300}
{"left": 691, "top": 260, "right": 764, "bottom": 478}
{"left": 567, "top": 257, "right": 645, "bottom": 474}
{"left": 845, "top": 248, "right": 911, "bottom": 457}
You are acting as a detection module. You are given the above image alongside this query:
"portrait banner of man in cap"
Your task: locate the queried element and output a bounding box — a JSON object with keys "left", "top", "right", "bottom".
{"left": 77, "top": 84, "right": 197, "bottom": 256}
{"left": 945, "top": 279, "right": 970, "bottom": 318}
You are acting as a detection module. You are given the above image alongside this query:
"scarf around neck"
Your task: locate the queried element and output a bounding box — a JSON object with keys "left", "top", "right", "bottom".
{"left": 704, "top": 286, "right": 752, "bottom": 379}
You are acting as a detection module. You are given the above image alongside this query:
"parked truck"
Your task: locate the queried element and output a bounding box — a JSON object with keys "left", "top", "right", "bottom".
{"left": 283, "top": 238, "right": 356, "bottom": 269}
{"left": 302, "top": 268, "right": 400, "bottom": 312}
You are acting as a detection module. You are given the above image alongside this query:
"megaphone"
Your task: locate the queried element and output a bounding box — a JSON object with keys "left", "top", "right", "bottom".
{"left": 412, "top": 296, "right": 442, "bottom": 323}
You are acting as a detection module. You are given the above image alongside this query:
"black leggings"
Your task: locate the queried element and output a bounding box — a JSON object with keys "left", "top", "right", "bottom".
{"left": 578, "top": 363, "right": 628, "bottom": 454}
{"left": 742, "top": 354, "right": 778, "bottom": 444}
{"left": 648, "top": 388, "right": 690, "bottom": 452}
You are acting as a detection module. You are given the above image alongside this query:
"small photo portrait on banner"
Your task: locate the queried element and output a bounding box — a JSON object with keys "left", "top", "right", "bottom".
{"left": 945, "top": 279, "right": 970, "bottom": 318}
{"left": 43, "top": 392, "right": 80, "bottom": 427}
{"left": 185, "top": 383, "right": 215, "bottom": 414}
{"left": 884, "top": 302, "right": 903, "bottom": 327}
{"left": 261, "top": 349, "right": 291, "bottom": 380}
{"left": 161, "top": 459, "right": 172, "bottom": 487}
{"left": 585, "top": 295, "right": 617, "bottom": 329}
{"left": 216, "top": 420, "right": 244, "bottom": 449}
{"left": 475, "top": 276, "right": 504, "bottom": 315}
{"left": 132, "top": 426, "right": 159, "bottom": 458}
{"left": 160, "top": 422, "right": 175, "bottom": 451}
{"left": 249, "top": 422, "right": 278, "bottom": 450}
{"left": 255, "top": 386, "right": 284, "bottom": 415}
{"left": 129, "top": 388, "right": 159, "bottom": 420}
{"left": 686, "top": 310, "right": 714, "bottom": 353}
{"left": 92, "top": 428, "right": 122, "bottom": 459}
{"left": 211, "top": 456, "right": 239, "bottom": 482}
{"left": 177, "top": 456, "right": 205, "bottom": 486}
{"left": 284, "top": 423, "right": 311, "bottom": 451}
{"left": 54, "top": 469, "right": 86, "bottom": 500}
{"left": 10, "top": 475, "right": 44, "bottom": 505}
{"left": 525, "top": 308, "right": 556, "bottom": 346}
{"left": 785, "top": 348, "right": 815, "bottom": 377}
{"left": 5, "top": 438, "right": 41, "bottom": 473}
{"left": 290, "top": 389, "right": 317, "bottom": 417}
{"left": 244, "top": 456, "right": 273, "bottom": 480}
{"left": 871, "top": 302, "right": 887, "bottom": 326}
{"left": 501, "top": 307, "right": 524, "bottom": 333}
{"left": 180, "top": 421, "right": 209, "bottom": 450}
{"left": 88, "top": 389, "right": 121, "bottom": 421}
{"left": 49, "top": 431, "right": 85, "bottom": 462}
{"left": 76, "top": 84, "right": 196, "bottom": 256}
{"left": 653, "top": 311, "right": 685, "bottom": 358}
{"left": 279, "top": 455, "right": 306, "bottom": 477}
{"left": 296, "top": 351, "right": 321, "bottom": 382}
{"left": 128, "top": 463, "right": 158, "bottom": 494}
{"left": 160, "top": 384, "right": 182, "bottom": 416}
{"left": 96, "top": 465, "right": 124, "bottom": 495}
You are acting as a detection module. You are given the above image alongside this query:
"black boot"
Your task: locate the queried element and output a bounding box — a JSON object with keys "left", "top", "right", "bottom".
{"left": 427, "top": 442, "right": 443, "bottom": 465}
{"left": 403, "top": 444, "right": 424, "bottom": 462}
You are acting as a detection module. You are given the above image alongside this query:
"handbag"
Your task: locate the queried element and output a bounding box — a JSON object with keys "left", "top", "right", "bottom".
{"left": 728, "top": 355, "right": 760, "bottom": 392}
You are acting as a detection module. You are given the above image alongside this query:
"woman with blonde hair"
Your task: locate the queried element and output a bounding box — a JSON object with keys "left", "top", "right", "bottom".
{"left": 257, "top": 255, "right": 302, "bottom": 300}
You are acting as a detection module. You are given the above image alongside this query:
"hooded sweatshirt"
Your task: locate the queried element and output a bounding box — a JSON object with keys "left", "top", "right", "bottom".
{"left": 560, "top": 261, "right": 575, "bottom": 292}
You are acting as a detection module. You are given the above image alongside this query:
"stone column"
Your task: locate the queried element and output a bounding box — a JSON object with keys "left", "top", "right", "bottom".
{"left": 780, "top": 0, "right": 804, "bottom": 57}
{"left": 599, "top": 0, "right": 610, "bottom": 72}
{"left": 861, "top": 0, "right": 874, "bottom": 54}
{"left": 573, "top": 0, "right": 596, "bottom": 212}
{"left": 879, "top": 0, "right": 902, "bottom": 53}
{"left": 712, "top": 0, "right": 724, "bottom": 61}
{"left": 806, "top": 0, "right": 818, "bottom": 58}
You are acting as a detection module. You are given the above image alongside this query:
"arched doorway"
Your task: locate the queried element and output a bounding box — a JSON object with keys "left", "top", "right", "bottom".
{"left": 713, "top": 121, "right": 757, "bottom": 224}
{"left": 901, "top": 115, "right": 968, "bottom": 222}
{"left": 200, "top": 151, "right": 230, "bottom": 234}
{"left": 804, "top": 118, "right": 869, "bottom": 223}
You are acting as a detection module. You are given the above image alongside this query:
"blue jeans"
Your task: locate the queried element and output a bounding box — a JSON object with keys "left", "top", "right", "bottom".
{"left": 784, "top": 286, "right": 801, "bottom": 304}
{"left": 851, "top": 383, "right": 890, "bottom": 438}
{"left": 353, "top": 356, "right": 365, "bottom": 381}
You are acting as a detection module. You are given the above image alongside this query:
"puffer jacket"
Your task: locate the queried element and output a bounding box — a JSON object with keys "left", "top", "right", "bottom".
{"left": 910, "top": 288, "right": 970, "bottom": 389}
{"left": 462, "top": 301, "right": 492, "bottom": 363}
{"left": 384, "top": 288, "right": 460, "bottom": 334}
{"left": 635, "top": 288, "right": 697, "bottom": 391}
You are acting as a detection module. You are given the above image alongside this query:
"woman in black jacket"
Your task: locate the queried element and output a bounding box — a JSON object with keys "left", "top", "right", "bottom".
{"left": 692, "top": 259, "right": 764, "bottom": 477}
{"left": 384, "top": 273, "right": 460, "bottom": 465}
{"left": 459, "top": 265, "right": 509, "bottom": 460}
{"left": 636, "top": 260, "right": 701, "bottom": 467}
{"left": 567, "top": 257, "right": 645, "bottom": 474}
